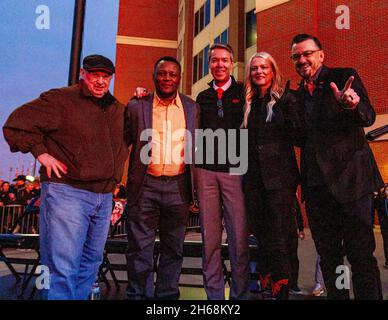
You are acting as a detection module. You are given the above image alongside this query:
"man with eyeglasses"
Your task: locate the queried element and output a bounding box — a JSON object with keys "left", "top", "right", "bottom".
{"left": 290, "top": 34, "right": 383, "bottom": 300}
{"left": 124, "top": 56, "right": 199, "bottom": 299}
{"left": 3, "top": 55, "right": 128, "bottom": 299}
{"left": 195, "top": 43, "right": 250, "bottom": 300}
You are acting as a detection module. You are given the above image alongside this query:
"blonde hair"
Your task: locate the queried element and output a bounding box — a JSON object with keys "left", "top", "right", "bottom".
{"left": 242, "top": 52, "right": 283, "bottom": 128}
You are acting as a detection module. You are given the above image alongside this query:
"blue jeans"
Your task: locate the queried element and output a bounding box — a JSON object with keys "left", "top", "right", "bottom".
{"left": 39, "top": 182, "right": 112, "bottom": 300}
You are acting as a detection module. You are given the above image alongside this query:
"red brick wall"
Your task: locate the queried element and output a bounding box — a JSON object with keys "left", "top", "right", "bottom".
{"left": 114, "top": 0, "right": 179, "bottom": 103}
{"left": 256, "top": 0, "right": 388, "bottom": 114}
{"left": 118, "top": 0, "right": 178, "bottom": 39}
{"left": 115, "top": 45, "right": 177, "bottom": 104}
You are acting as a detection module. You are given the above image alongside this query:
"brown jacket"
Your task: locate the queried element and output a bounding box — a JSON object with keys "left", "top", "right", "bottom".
{"left": 3, "top": 83, "right": 128, "bottom": 193}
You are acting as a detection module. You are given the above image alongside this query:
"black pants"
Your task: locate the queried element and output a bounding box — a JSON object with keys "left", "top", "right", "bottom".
{"left": 245, "top": 186, "right": 295, "bottom": 283}
{"left": 377, "top": 205, "right": 388, "bottom": 265}
{"left": 284, "top": 216, "right": 300, "bottom": 288}
{"left": 305, "top": 186, "right": 382, "bottom": 300}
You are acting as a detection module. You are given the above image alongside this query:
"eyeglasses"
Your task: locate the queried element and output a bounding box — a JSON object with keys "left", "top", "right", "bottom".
{"left": 217, "top": 99, "right": 224, "bottom": 118}
{"left": 290, "top": 50, "right": 321, "bottom": 62}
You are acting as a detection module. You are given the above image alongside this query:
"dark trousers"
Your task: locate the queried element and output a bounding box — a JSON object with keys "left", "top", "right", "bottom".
{"left": 125, "top": 174, "right": 189, "bottom": 300}
{"left": 285, "top": 217, "right": 300, "bottom": 288}
{"left": 245, "top": 186, "right": 295, "bottom": 283}
{"left": 305, "top": 186, "right": 382, "bottom": 300}
{"left": 376, "top": 205, "right": 388, "bottom": 265}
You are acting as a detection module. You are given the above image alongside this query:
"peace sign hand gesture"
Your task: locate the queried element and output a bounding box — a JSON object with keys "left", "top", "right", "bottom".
{"left": 330, "top": 76, "right": 360, "bottom": 110}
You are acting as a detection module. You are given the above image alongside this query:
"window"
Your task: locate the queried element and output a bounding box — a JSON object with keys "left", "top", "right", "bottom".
{"left": 204, "top": 0, "right": 210, "bottom": 26}
{"left": 193, "top": 45, "right": 210, "bottom": 83}
{"left": 199, "top": 6, "right": 204, "bottom": 32}
{"left": 194, "top": 0, "right": 211, "bottom": 36}
{"left": 246, "top": 9, "right": 257, "bottom": 48}
{"left": 214, "top": 28, "right": 228, "bottom": 44}
{"left": 193, "top": 56, "right": 198, "bottom": 83}
{"left": 203, "top": 46, "right": 209, "bottom": 76}
{"left": 194, "top": 11, "right": 199, "bottom": 35}
{"left": 215, "top": 0, "right": 229, "bottom": 17}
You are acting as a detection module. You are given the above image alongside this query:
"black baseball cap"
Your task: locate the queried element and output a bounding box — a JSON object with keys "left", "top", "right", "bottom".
{"left": 13, "top": 175, "right": 26, "bottom": 182}
{"left": 82, "top": 54, "right": 115, "bottom": 74}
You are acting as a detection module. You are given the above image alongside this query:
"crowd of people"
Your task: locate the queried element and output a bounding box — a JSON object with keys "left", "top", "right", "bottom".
{"left": 0, "top": 175, "right": 41, "bottom": 207}
{"left": 2, "top": 33, "right": 387, "bottom": 301}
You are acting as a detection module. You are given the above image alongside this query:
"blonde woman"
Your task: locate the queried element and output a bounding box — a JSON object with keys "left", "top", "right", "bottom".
{"left": 242, "top": 52, "right": 301, "bottom": 300}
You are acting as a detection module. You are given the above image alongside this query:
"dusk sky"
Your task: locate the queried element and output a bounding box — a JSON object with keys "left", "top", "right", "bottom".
{"left": 0, "top": 0, "right": 119, "bottom": 180}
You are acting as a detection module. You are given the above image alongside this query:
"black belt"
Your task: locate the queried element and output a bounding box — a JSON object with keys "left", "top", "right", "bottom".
{"left": 146, "top": 173, "right": 185, "bottom": 182}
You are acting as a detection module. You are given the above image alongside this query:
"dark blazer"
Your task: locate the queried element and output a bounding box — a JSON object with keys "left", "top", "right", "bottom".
{"left": 195, "top": 77, "right": 245, "bottom": 172}
{"left": 124, "top": 93, "right": 200, "bottom": 206}
{"left": 297, "top": 65, "right": 384, "bottom": 203}
{"left": 245, "top": 94, "right": 300, "bottom": 191}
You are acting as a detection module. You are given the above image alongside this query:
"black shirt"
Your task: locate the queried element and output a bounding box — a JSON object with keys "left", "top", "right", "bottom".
{"left": 302, "top": 85, "right": 326, "bottom": 187}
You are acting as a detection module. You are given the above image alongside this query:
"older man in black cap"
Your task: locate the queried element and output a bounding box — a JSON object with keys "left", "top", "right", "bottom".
{"left": 3, "top": 54, "right": 128, "bottom": 299}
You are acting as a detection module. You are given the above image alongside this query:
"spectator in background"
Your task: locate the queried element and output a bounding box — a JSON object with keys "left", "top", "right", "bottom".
{"left": 113, "top": 183, "right": 126, "bottom": 200}
{"left": 0, "top": 181, "right": 12, "bottom": 206}
{"left": 12, "top": 175, "right": 26, "bottom": 198}
{"left": 32, "top": 179, "right": 41, "bottom": 195}
{"left": 374, "top": 186, "right": 388, "bottom": 269}
{"left": 312, "top": 255, "right": 325, "bottom": 297}
{"left": 16, "top": 181, "right": 36, "bottom": 205}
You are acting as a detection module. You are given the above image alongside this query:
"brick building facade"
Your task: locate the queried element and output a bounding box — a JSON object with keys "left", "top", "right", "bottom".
{"left": 115, "top": 0, "right": 387, "bottom": 182}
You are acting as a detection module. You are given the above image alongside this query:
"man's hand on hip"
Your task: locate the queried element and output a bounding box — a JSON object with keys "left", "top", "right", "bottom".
{"left": 37, "top": 153, "right": 68, "bottom": 178}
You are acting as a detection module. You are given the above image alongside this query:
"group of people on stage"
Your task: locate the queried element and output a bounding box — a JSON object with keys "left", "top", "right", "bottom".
{"left": 3, "top": 33, "right": 385, "bottom": 300}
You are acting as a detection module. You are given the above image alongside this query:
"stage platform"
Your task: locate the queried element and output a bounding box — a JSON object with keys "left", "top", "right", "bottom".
{"left": 1, "top": 229, "right": 387, "bottom": 300}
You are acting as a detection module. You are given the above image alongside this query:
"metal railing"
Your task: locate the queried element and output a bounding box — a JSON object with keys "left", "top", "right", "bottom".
{"left": 0, "top": 205, "right": 39, "bottom": 234}
{"left": 0, "top": 203, "right": 201, "bottom": 236}
{"left": 186, "top": 212, "right": 200, "bottom": 231}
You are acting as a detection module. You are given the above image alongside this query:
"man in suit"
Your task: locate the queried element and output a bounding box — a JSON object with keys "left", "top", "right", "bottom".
{"left": 290, "top": 34, "right": 384, "bottom": 299}
{"left": 124, "top": 56, "right": 199, "bottom": 299}
{"left": 195, "top": 43, "right": 249, "bottom": 300}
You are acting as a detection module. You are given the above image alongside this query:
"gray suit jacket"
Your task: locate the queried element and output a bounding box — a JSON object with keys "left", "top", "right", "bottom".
{"left": 124, "top": 93, "right": 200, "bottom": 206}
